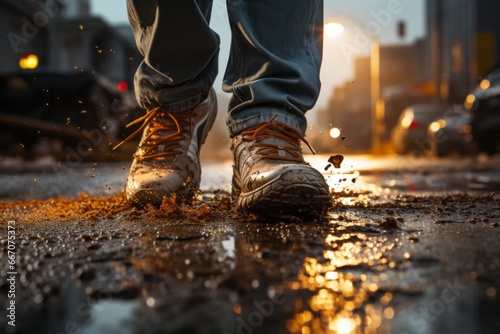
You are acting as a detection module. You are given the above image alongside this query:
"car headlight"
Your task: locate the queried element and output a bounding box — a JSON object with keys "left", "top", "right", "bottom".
{"left": 429, "top": 121, "right": 441, "bottom": 133}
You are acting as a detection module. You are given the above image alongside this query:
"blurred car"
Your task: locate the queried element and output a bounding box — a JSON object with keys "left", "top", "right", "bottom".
{"left": 391, "top": 103, "right": 448, "bottom": 154}
{"left": 467, "top": 85, "right": 500, "bottom": 155}
{"left": 427, "top": 105, "right": 477, "bottom": 157}
{"left": 0, "top": 69, "right": 141, "bottom": 159}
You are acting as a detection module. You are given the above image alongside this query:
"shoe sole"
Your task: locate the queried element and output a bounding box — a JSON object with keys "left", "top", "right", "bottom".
{"left": 127, "top": 180, "right": 201, "bottom": 207}
{"left": 235, "top": 168, "right": 332, "bottom": 217}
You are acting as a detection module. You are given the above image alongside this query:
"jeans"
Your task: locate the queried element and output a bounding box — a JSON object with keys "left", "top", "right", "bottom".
{"left": 127, "top": 0, "right": 323, "bottom": 137}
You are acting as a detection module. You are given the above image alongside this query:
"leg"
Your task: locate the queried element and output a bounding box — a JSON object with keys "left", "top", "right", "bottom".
{"left": 119, "top": 0, "right": 219, "bottom": 205}
{"left": 223, "top": 0, "right": 323, "bottom": 137}
{"left": 127, "top": 0, "right": 219, "bottom": 111}
{"left": 225, "top": 0, "right": 331, "bottom": 216}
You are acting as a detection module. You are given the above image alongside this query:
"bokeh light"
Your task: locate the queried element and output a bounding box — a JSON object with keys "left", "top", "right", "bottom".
{"left": 19, "top": 54, "right": 39, "bottom": 70}
{"left": 330, "top": 127, "right": 341, "bottom": 139}
{"left": 324, "top": 22, "right": 345, "bottom": 38}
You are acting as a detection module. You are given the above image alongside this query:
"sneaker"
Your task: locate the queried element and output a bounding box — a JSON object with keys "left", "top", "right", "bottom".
{"left": 231, "top": 115, "right": 331, "bottom": 216}
{"left": 114, "top": 89, "right": 217, "bottom": 206}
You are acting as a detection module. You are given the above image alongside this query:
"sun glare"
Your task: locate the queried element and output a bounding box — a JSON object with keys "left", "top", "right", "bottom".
{"left": 330, "top": 127, "right": 341, "bottom": 139}
{"left": 325, "top": 22, "right": 345, "bottom": 38}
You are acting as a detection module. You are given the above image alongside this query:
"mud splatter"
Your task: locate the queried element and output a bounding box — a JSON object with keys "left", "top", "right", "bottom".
{"left": 328, "top": 154, "right": 344, "bottom": 169}
{"left": 0, "top": 192, "right": 232, "bottom": 224}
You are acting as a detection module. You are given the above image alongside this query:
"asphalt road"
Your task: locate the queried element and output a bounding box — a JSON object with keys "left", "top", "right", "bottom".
{"left": 0, "top": 154, "right": 499, "bottom": 334}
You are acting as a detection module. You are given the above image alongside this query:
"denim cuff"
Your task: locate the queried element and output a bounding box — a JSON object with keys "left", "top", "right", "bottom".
{"left": 159, "top": 92, "right": 208, "bottom": 112}
{"left": 226, "top": 107, "right": 307, "bottom": 137}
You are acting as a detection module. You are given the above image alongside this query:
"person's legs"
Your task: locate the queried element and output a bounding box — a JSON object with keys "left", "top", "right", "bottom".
{"left": 127, "top": 0, "right": 219, "bottom": 111}
{"left": 224, "top": 0, "right": 331, "bottom": 215}
{"left": 119, "top": 0, "right": 219, "bottom": 205}
{"left": 223, "top": 0, "right": 323, "bottom": 137}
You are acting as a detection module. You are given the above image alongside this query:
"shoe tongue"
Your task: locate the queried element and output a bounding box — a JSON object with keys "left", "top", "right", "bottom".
{"left": 259, "top": 134, "right": 300, "bottom": 160}
{"left": 149, "top": 117, "right": 181, "bottom": 139}
{"left": 144, "top": 117, "right": 184, "bottom": 157}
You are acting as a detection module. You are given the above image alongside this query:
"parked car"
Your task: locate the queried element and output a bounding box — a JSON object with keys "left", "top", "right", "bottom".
{"left": 391, "top": 104, "right": 448, "bottom": 154}
{"left": 468, "top": 85, "right": 500, "bottom": 155}
{"left": 0, "top": 69, "right": 141, "bottom": 159}
{"left": 426, "top": 105, "right": 476, "bottom": 157}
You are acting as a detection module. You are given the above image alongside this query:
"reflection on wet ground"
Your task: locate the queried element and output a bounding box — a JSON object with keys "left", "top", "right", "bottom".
{"left": 1, "top": 188, "right": 500, "bottom": 333}
{"left": 1, "top": 155, "right": 500, "bottom": 333}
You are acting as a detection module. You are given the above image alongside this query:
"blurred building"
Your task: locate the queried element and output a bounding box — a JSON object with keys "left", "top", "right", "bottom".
{"left": 318, "top": 39, "right": 430, "bottom": 151}
{"left": 0, "top": 0, "right": 47, "bottom": 73}
{"left": 427, "top": 0, "right": 500, "bottom": 102}
{"left": 319, "top": 0, "right": 500, "bottom": 152}
{"left": 0, "top": 0, "right": 143, "bottom": 159}
{"left": 318, "top": 57, "right": 371, "bottom": 151}
{"left": 48, "top": 17, "right": 139, "bottom": 84}
{"left": 0, "top": 0, "right": 139, "bottom": 86}
{"left": 62, "top": 0, "right": 90, "bottom": 18}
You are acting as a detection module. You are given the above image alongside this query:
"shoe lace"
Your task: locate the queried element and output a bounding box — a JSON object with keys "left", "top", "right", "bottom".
{"left": 240, "top": 115, "right": 316, "bottom": 162}
{"left": 113, "top": 107, "right": 193, "bottom": 161}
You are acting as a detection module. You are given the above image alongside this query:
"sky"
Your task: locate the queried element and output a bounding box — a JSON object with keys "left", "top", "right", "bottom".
{"left": 90, "top": 0, "right": 426, "bottom": 111}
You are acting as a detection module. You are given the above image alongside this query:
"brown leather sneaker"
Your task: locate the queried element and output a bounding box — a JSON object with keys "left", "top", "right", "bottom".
{"left": 231, "top": 116, "right": 331, "bottom": 217}
{"left": 114, "top": 89, "right": 217, "bottom": 206}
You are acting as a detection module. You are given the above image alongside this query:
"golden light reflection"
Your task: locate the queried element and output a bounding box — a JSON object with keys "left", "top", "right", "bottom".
{"left": 289, "top": 236, "right": 389, "bottom": 333}
{"left": 380, "top": 292, "right": 393, "bottom": 305}
{"left": 383, "top": 307, "right": 395, "bottom": 320}
{"left": 465, "top": 94, "right": 476, "bottom": 108}
{"left": 480, "top": 79, "right": 491, "bottom": 90}
{"left": 325, "top": 271, "right": 339, "bottom": 280}
{"left": 330, "top": 316, "right": 356, "bottom": 334}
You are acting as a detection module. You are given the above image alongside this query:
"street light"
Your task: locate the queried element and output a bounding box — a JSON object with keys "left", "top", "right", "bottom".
{"left": 329, "top": 127, "right": 341, "bottom": 139}
{"left": 324, "top": 17, "right": 385, "bottom": 153}
{"left": 324, "top": 22, "right": 345, "bottom": 38}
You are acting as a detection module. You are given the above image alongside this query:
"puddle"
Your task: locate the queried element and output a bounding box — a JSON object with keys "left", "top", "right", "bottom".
{"left": 80, "top": 300, "right": 137, "bottom": 334}
{"left": 14, "top": 278, "right": 138, "bottom": 334}
{"left": 391, "top": 284, "right": 498, "bottom": 334}
{"left": 222, "top": 234, "right": 236, "bottom": 269}
{"left": 222, "top": 235, "right": 235, "bottom": 257}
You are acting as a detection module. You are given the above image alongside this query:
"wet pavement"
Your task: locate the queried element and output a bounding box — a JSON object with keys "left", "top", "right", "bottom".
{"left": 1, "top": 154, "right": 500, "bottom": 334}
